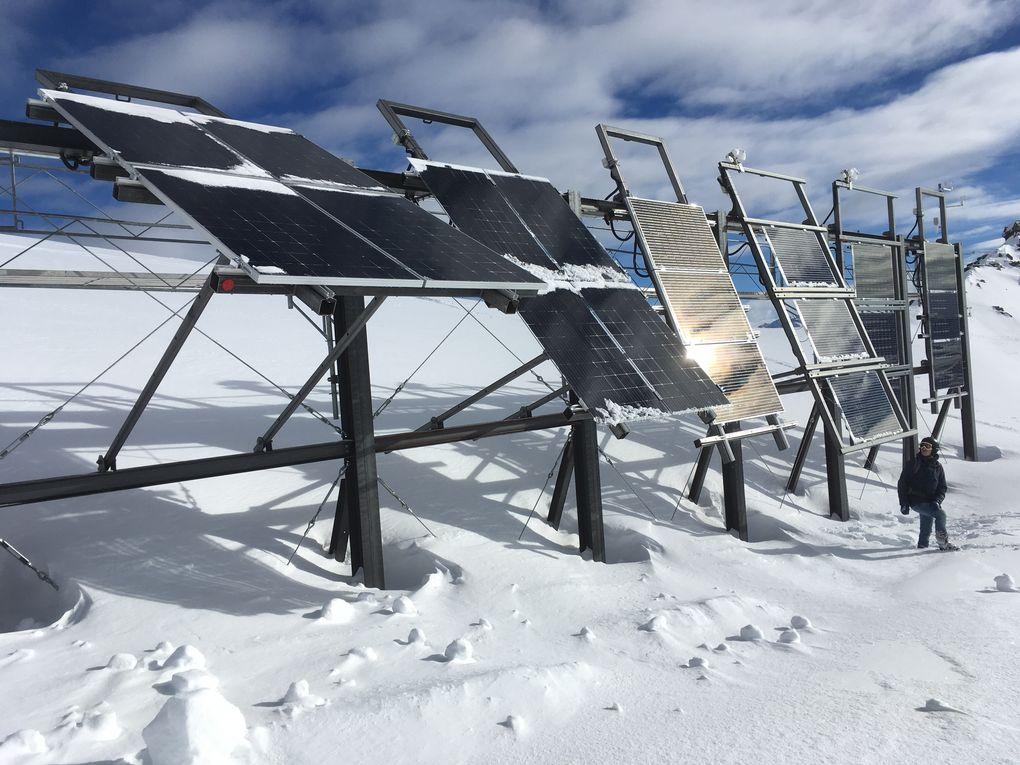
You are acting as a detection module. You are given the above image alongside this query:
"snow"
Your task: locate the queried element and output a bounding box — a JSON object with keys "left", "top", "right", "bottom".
{"left": 993, "top": 573, "right": 1016, "bottom": 592}
{"left": 503, "top": 256, "right": 634, "bottom": 295}
{"left": 408, "top": 157, "right": 550, "bottom": 183}
{"left": 595, "top": 399, "right": 676, "bottom": 425}
{"left": 39, "top": 89, "right": 195, "bottom": 125}
{"left": 192, "top": 115, "right": 294, "bottom": 134}
{"left": 147, "top": 167, "right": 299, "bottom": 194}
{"left": 1, "top": 235, "right": 1020, "bottom": 763}
{"left": 319, "top": 597, "right": 355, "bottom": 623}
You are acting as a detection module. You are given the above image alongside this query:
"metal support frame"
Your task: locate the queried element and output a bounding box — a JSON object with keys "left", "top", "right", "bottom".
{"left": 35, "top": 69, "right": 227, "bottom": 117}
{"left": 822, "top": 386, "right": 849, "bottom": 521}
{"left": 329, "top": 296, "right": 384, "bottom": 587}
{"left": 721, "top": 421, "right": 748, "bottom": 540}
{"left": 254, "top": 295, "right": 386, "bottom": 452}
{"left": 376, "top": 99, "right": 518, "bottom": 172}
{"left": 571, "top": 415, "right": 606, "bottom": 562}
{"left": 833, "top": 179, "right": 918, "bottom": 469}
{"left": 97, "top": 272, "right": 218, "bottom": 472}
{"left": 687, "top": 443, "right": 714, "bottom": 503}
{"left": 786, "top": 403, "right": 820, "bottom": 494}
{"left": 546, "top": 433, "right": 575, "bottom": 530}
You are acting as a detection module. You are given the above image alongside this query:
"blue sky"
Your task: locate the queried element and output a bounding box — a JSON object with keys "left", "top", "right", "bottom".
{"left": 3, "top": 0, "right": 1020, "bottom": 255}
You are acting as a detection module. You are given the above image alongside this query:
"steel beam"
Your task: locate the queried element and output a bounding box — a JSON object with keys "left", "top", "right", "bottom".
{"left": 571, "top": 417, "right": 605, "bottom": 562}
{"left": 687, "top": 442, "right": 714, "bottom": 503}
{"left": 546, "top": 434, "right": 574, "bottom": 530}
{"left": 822, "top": 387, "right": 849, "bottom": 521}
{"left": 722, "top": 421, "right": 747, "bottom": 541}
{"left": 98, "top": 274, "right": 217, "bottom": 472}
{"left": 786, "top": 403, "right": 819, "bottom": 494}
{"left": 254, "top": 296, "right": 385, "bottom": 452}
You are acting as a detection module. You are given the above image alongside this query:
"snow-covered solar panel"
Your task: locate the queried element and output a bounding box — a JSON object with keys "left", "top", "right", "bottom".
{"left": 414, "top": 160, "right": 726, "bottom": 422}
{"left": 828, "top": 370, "right": 902, "bottom": 443}
{"left": 626, "top": 197, "right": 782, "bottom": 423}
{"left": 764, "top": 227, "right": 839, "bottom": 286}
{"left": 43, "top": 91, "right": 543, "bottom": 292}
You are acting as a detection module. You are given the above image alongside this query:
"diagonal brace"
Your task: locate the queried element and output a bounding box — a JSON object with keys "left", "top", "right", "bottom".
{"left": 253, "top": 296, "right": 386, "bottom": 452}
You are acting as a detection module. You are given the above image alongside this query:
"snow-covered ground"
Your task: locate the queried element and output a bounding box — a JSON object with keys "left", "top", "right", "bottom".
{"left": 1, "top": 233, "right": 1018, "bottom": 764}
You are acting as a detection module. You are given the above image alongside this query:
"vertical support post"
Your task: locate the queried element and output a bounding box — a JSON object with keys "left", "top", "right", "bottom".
{"left": 6, "top": 149, "right": 18, "bottom": 230}
{"left": 786, "top": 403, "right": 819, "bottom": 494}
{"left": 327, "top": 477, "right": 348, "bottom": 558}
{"left": 571, "top": 417, "right": 605, "bottom": 562}
{"left": 721, "top": 421, "right": 747, "bottom": 541}
{"left": 687, "top": 443, "right": 714, "bottom": 503}
{"left": 330, "top": 295, "right": 384, "bottom": 588}
{"left": 822, "top": 386, "right": 849, "bottom": 521}
{"left": 932, "top": 398, "right": 953, "bottom": 441}
{"left": 863, "top": 445, "right": 880, "bottom": 471}
{"left": 546, "top": 434, "right": 574, "bottom": 530}
{"left": 955, "top": 243, "right": 978, "bottom": 461}
{"left": 324, "top": 315, "right": 340, "bottom": 421}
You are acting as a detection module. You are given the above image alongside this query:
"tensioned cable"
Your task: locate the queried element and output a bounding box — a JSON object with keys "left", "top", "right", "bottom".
{"left": 287, "top": 463, "right": 345, "bottom": 565}
{"left": 518, "top": 434, "right": 569, "bottom": 540}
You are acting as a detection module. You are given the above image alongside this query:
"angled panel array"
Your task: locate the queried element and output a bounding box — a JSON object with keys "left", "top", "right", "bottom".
{"left": 626, "top": 197, "right": 782, "bottom": 423}
{"left": 413, "top": 160, "right": 726, "bottom": 422}
{"left": 42, "top": 90, "right": 542, "bottom": 293}
{"left": 719, "top": 163, "right": 911, "bottom": 453}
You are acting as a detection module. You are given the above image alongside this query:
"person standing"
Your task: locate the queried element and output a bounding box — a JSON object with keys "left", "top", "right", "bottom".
{"left": 897, "top": 436, "right": 958, "bottom": 551}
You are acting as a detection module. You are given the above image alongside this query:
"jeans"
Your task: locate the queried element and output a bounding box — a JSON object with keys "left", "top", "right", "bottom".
{"left": 910, "top": 501, "right": 947, "bottom": 546}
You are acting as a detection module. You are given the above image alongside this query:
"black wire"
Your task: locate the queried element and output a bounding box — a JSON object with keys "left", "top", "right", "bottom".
{"left": 820, "top": 206, "right": 835, "bottom": 226}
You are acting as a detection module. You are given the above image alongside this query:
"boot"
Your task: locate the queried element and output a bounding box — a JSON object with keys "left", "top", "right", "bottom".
{"left": 935, "top": 530, "right": 959, "bottom": 552}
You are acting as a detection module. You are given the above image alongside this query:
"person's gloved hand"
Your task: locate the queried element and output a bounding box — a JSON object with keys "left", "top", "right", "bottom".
{"left": 899, "top": 505, "right": 910, "bottom": 516}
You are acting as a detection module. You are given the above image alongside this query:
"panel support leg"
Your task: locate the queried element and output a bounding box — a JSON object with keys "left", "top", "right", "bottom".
{"left": 572, "top": 418, "right": 605, "bottom": 562}
{"left": 786, "top": 402, "right": 819, "bottom": 494}
{"left": 546, "top": 433, "right": 574, "bottom": 530}
{"left": 822, "top": 388, "right": 849, "bottom": 522}
{"left": 931, "top": 398, "right": 953, "bottom": 442}
{"left": 960, "top": 392, "right": 977, "bottom": 461}
{"left": 863, "top": 445, "right": 880, "bottom": 471}
{"left": 722, "top": 421, "right": 748, "bottom": 541}
{"left": 330, "top": 296, "right": 384, "bottom": 588}
{"left": 99, "top": 274, "right": 217, "bottom": 472}
{"left": 687, "top": 443, "right": 713, "bottom": 503}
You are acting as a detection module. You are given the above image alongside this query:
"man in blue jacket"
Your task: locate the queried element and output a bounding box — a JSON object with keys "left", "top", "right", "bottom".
{"left": 897, "top": 436, "right": 958, "bottom": 551}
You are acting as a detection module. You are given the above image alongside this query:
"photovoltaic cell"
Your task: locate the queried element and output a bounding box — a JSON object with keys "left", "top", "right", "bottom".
{"left": 928, "top": 291, "right": 961, "bottom": 340}
{"left": 696, "top": 342, "right": 783, "bottom": 423}
{"left": 296, "top": 187, "right": 542, "bottom": 288}
{"left": 796, "top": 300, "right": 868, "bottom": 361}
{"left": 923, "top": 242, "right": 958, "bottom": 291}
{"left": 828, "top": 370, "right": 902, "bottom": 443}
{"left": 860, "top": 312, "right": 901, "bottom": 365}
{"left": 46, "top": 91, "right": 244, "bottom": 171}
{"left": 765, "top": 227, "right": 839, "bottom": 286}
{"left": 137, "top": 168, "right": 420, "bottom": 284}
{"left": 932, "top": 339, "right": 965, "bottom": 389}
{"left": 489, "top": 175, "right": 620, "bottom": 270}
{"left": 416, "top": 164, "right": 554, "bottom": 268}
{"left": 655, "top": 270, "right": 751, "bottom": 343}
{"left": 628, "top": 199, "right": 724, "bottom": 271}
{"left": 852, "top": 242, "right": 896, "bottom": 299}
{"left": 581, "top": 288, "right": 726, "bottom": 413}
{"left": 197, "top": 118, "right": 384, "bottom": 190}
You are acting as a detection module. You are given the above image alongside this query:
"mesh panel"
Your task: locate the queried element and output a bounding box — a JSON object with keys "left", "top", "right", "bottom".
{"left": 796, "top": 300, "right": 869, "bottom": 361}
{"left": 852, "top": 242, "right": 896, "bottom": 299}
{"left": 766, "top": 227, "right": 839, "bottom": 285}
{"left": 860, "top": 312, "right": 901, "bottom": 365}
{"left": 828, "top": 371, "right": 902, "bottom": 442}
{"left": 923, "top": 242, "right": 958, "bottom": 291}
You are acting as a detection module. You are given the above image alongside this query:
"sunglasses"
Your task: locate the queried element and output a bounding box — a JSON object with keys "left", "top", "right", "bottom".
{"left": 920, "top": 444, "right": 933, "bottom": 450}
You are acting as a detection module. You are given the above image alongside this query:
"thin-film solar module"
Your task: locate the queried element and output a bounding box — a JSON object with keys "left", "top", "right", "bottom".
{"left": 695, "top": 342, "right": 783, "bottom": 423}
{"left": 796, "top": 300, "right": 869, "bottom": 361}
{"left": 923, "top": 242, "right": 958, "bottom": 291}
{"left": 197, "top": 117, "right": 385, "bottom": 190}
{"left": 852, "top": 242, "right": 896, "bottom": 299}
{"left": 628, "top": 198, "right": 724, "bottom": 272}
{"left": 489, "top": 174, "right": 620, "bottom": 270}
{"left": 860, "top": 312, "right": 902, "bottom": 365}
{"left": 928, "top": 291, "right": 961, "bottom": 340}
{"left": 297, "top": 186, "right": 542, "bottom": 289}
{"left": 416, "top": 164, "right": 555, "bottom": 268}
{"left": 45, "top": 91, "right": 246, "bottom": 171}
{"left": 765, "top": 227, "right": 839, "bottom": 286}
{"left": 655, "top": 270, "right": 752, "bottom": 343}
{"left": 828, "top": 370, "right": 902, "bottom": 443}
{"left": 932, "top": 339, "right": 965, "bottom": 389}
{"left": 137, "top": 168, "right": 421, "bottom": 285}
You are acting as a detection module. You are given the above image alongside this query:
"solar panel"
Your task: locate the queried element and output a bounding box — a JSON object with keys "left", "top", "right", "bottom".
{"left": 45, "top": 91, "right": 247, "bottom": 171}
{"left": 655, "top": 270, "right": 751, "bottom": 343}
{"left": 415, "top": 164, "right": 554, "bottom": 268}
{"left": 137, "top": 168, "right": 421, "bottom": 285}
{"left": 923, "top": 242, "right": 958, "bottom": 291}
{"left": 488, "top": 175, "right": 620, "bottom": 270}
{"left": 928, "top": 291, "right": 961, "bottom": 340}
{"left": 696, "top": 342, "right": 784, "bottom": 423}
{"left": 765, "top": 227, "right": 839, "bottom": 286}
{"left": 518, "top": 291, "right": 671, "bottom": 415}
{"left": 931, "top": 339, "right": 965, "bottom": 388}
{"left": 852, "top": 242, "right": 896, "bottom": 299}
{"left": 581, "top": 288, "right": 726, "bottom": 412}
{"left": 296, "top": 186, "right": 541, "bottom": 289}
{"left": 828, "top": 370, "right": 902, "bottom": 443}
{"left": 796, "top": 300, "right": 869, "bottom": 361}
{"left": 197, "top": 117, "right": 384, "bottom": 190}
{"left": 860, "top": 312, "right": 901, "bottom": 364}
{"left": 628, "top": 198, "right": 725, "bottom": 271}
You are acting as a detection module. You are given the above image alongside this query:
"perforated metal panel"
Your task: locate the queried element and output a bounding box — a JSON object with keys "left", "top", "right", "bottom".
{"left": 852, "top": 242, "right": 896, "bottom": 299}
{"left": 765, "top": 227, "right": 839, "bottom": 285}
{"left": 629, "top": 199, "right": 724, "bottom": 271}
{"left": 828, "top": 370, "right": 902, "bottom": 443}
{"left": 796, "top": 300, "right": 869, "bottom": 361}
{"left": 860, "top": 312, "right": 901, "bottom": 365}
{"left": 923, "top": 242, "right": 958, "bottom": 291}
